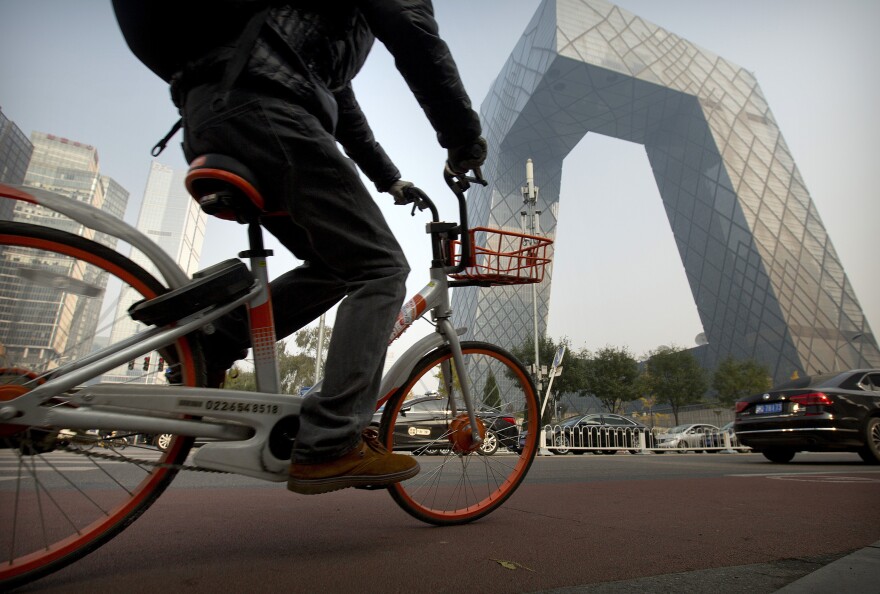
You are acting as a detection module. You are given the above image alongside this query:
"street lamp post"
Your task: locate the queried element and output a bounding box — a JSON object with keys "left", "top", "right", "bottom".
{"left": 521, "top": 158, "right": 543, "bottom": 392}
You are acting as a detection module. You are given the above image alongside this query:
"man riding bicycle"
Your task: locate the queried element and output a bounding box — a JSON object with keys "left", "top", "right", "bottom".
{"left": 113, "top": 1, "right": 487, "bottom": 494}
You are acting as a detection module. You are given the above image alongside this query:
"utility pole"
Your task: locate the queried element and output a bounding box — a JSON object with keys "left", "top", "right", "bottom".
{"left": 521, "top": 158, "right": 543, "bottom": 392}
{"left": 314, "top": 313, "right": 326, "bottom": 384}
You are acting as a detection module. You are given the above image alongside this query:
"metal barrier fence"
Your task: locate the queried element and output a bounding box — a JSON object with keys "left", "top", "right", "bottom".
{"left": 537, "top": 424, "right": 750, "bottom": 455}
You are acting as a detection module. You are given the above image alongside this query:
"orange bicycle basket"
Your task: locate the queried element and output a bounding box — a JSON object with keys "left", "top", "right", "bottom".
{"left": 449, "top": 227, "right": 552, "bottom": 285}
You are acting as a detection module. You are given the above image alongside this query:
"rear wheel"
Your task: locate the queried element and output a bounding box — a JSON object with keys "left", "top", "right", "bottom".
{"left": 762, "top": 448, "right": 796, "bottom": 463}
{"left": 380, "top": 341, "right": 539, "bottom": 525}
{"left": 0, "top": 222, "right": 205, "bottom": 589}
{"left": 858, "top": 417, "right": 880, "bottom": 464}
{"left": 479, "top": 429, "right": 499, "bottom": 456}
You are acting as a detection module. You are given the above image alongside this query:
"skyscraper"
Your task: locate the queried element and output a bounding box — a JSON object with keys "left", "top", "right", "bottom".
{"left": 104, "top": 161, "right": 207, "bottom": 383}
{"left": 452, "top": 0, "right": 879, "bottom": 384}
{"left": 0, "top": 132, "right": 129, "bottom": 369}
{"left": 0, "top": 107, "right": 34, "bottom": 219}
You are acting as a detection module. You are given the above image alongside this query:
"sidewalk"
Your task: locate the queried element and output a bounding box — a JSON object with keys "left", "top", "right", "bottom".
{"left": 534, "top": 540, "right": 880, "bottom": 593}
{"left": 775, "top": 539, "right": 880, "bottom": 593}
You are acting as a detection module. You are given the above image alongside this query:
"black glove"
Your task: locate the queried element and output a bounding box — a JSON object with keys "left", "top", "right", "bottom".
{"left": 447, "top": 137, "right": 487, "bottom": 174}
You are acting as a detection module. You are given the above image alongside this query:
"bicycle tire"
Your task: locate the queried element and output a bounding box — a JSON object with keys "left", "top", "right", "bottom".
{"left": 380, "top": 341, "right": 539, "bottom": 525}
{"left": 0, "top": 221, "right": 206, "bottom": 589}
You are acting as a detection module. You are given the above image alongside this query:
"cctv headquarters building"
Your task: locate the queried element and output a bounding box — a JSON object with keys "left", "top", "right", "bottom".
{"left": 451, "top": 0, "right": 880, "bottom": 384}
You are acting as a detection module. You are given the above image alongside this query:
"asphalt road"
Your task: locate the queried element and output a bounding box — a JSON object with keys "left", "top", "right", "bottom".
{"left": 14, "top": 451, "right": 880, "bottom": 593}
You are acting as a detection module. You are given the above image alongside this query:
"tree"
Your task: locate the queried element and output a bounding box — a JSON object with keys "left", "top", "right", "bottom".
{"left": 294, "top": 324, "right": 332, "bottom": 381}
{"left": 222, "top": 325, "right": 333, "bottom": 394}
{"left": 712, "top": 356, "right": 772, "bottom": 407}
{"left": 483, "top": 370, "right": 501, "bottom": 409}
{"left": 510, "top": 335, "right": 585, "bottom": 425}
{"left": 510, "top": 335, "right": 585, "bottom": 396}
{"left": 642, "top": 345, "right": 708, "bottom": 425}
{"left": 581, "top": 346, "right": 640, "bottom": 414}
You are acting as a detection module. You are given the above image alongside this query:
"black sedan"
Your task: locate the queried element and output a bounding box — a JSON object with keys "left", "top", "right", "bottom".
{"left": 734, "top": 369, "right": 880, "bottom": 463}
{"left": 372, "top": 394, "right": 518, "bottom": 456}
{"left": 533, "top": 413, "right": 650, "bottom": 455}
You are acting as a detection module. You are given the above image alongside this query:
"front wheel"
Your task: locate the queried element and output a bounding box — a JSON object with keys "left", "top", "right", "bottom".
{"left": 0, "top": 221, "right": 205, "bottom": 589}
{"left": 380, "top": 341, "right": 539, "bottom": 525}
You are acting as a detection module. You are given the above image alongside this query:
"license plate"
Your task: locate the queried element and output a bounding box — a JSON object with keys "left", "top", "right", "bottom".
{"left": 755, "top": 402, "right": 783, "bottom": 414}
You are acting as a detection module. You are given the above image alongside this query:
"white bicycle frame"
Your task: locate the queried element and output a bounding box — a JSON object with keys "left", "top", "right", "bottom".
{"left": 0, "top": 183, "right": 479, "bottom": 482}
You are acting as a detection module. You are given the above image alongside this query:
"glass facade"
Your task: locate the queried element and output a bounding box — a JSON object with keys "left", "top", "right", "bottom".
{"left": 103, "top": 161, "right": 207, "bottom": 384}
{"left": 451, "top": 0, "right": 879, "bottom": 384}
{"left": 0, "top": 132, "right": 129, "bottom": 370}
{"left": 0, "top": 107, "right": 33, "bottom": 220}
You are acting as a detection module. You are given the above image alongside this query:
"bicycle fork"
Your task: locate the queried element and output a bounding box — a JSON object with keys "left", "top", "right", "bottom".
{"left": 436, "top": 318, "right": 483, "bottom": 450}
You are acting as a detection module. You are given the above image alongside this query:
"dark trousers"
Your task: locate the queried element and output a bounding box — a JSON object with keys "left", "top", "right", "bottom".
{"left": 181, "top": 83, "right": 409, "bottom": 461}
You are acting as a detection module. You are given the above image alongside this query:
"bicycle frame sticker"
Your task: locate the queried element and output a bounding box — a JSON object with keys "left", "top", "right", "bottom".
{"left": 389, "top": 283, "right": 432, "bottom": 344}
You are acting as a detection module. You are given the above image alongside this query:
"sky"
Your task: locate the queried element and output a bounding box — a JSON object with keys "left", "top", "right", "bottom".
{"left": 1, "top": 0, "right": 878, "bottom": 363}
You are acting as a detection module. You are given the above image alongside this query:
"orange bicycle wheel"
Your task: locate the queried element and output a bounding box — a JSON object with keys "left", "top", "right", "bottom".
{"left": 0, "top": 222, "right": 205, "bottom": 589}
{"left": 380, "top": 341, "right": 539, "bottom": 525}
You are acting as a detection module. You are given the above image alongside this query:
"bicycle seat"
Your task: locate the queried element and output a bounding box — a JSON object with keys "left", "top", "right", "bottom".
{"left": 185, "top": 154, "right": 268, "bottom": 223}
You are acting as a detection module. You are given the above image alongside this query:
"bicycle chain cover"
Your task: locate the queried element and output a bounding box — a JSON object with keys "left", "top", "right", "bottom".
{"left": 449, "top": 227, "right": 552, "bottom": 286}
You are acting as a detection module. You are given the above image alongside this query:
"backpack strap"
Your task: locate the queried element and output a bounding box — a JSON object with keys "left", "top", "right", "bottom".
{"left": 152, "top": 5, "right": 271, "bottom": 156}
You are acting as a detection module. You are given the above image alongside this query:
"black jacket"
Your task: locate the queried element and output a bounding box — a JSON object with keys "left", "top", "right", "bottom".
{"left": 114, "top": 0, "right": 482, "bottom": 192}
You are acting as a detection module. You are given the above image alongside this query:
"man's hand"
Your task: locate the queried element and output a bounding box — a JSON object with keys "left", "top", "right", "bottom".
{"left": 388, "top": 179, "right": 415, "bottom": 205}
{"left": 447, "top": 137, "right": 487, "bottom": 174}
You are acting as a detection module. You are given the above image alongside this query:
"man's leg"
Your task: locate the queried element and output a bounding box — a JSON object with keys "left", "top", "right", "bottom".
{"left": 182, "top": 86, "right": 416, "bottom": 491}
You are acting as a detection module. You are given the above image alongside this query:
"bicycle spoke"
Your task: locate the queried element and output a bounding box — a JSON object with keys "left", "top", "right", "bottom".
{"left": 382, "top": 342, "right": 539, "bottom": 525}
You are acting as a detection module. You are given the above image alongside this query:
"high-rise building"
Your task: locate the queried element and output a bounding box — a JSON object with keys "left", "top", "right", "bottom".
{"left": 0, "top": 132, "right": 129, "bottom": 369}
{"left": 0, "top": 107, "right": 34, "bottom": 219}
{"left": 452, "top": 0, "right": 879, "bottom": 384}
{"left": 104, "top": 161, "right": 207, "bottom": 384}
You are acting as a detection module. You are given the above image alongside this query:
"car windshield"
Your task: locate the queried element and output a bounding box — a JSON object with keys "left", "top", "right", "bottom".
{"left": 667, "top": 425, "right": 689, "bottom": 433}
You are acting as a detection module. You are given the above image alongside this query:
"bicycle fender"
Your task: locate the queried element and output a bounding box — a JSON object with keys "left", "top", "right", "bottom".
{"left": 377, "top": 328, "right": 467, "bottom": 402}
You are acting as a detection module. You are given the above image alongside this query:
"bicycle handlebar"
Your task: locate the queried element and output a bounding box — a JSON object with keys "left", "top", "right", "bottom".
{"left": 392, "top": 165, "right": 487, "bottom": 275}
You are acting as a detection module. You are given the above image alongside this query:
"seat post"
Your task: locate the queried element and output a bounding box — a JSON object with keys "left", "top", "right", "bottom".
{"left": 239, "top": 222, "right": 280, "bottom": 393}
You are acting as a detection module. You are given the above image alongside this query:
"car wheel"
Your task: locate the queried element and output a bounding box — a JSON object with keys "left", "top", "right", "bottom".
{"left": 677, "top": 443, "right": 688, "bottom": 454}
{"left": 762, "top": 448, "right": 795, "bottom": 463}
{"left": 858, "top": 417, "right": 880, "bottom": 464}
{"left": 551, "top": 435, "right": 570, "bottom": 455}
{"left": 154, "top": 433, "right": 173, "bottom": 452}
{"left": 479, "top": 430, "right": 499, "bottom": 456}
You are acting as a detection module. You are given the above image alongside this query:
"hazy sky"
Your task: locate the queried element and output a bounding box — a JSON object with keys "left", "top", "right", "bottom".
{"left": 1, "top": 0, "right": 877, "bottom": 362}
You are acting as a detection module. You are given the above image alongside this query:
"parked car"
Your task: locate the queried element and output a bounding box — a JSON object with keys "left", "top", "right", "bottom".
{"left": 371, "top": 394, "right": 518, "bottom": 456}
{"left": 719, "top": 421, "right": 750, "bottom": 452}
{"left": 519, "top": 413, "right": 650, "bottom": 455}
{"left": 656, "top": 423, "right": 721, "bottom": 453}
{"left": 734, "top": 369, "right": 880, "bottom": 463}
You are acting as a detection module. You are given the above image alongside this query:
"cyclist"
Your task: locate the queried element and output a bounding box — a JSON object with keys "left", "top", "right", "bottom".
{"left": 112, "top": 1, "right": 487, "bottom": 494}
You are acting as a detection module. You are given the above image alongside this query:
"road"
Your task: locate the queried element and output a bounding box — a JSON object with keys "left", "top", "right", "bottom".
{"left": 14, "top": 451, "right": 880, "bottom": 593}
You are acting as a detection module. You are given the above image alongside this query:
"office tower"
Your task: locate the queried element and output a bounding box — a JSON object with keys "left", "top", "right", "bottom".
{"left": 104, "top": 161, "right": 207, "bottom": 384}
{"left": 0, "top": 107, "right": 33, "bottom": 220}
{"left": 0, "top": 132, "right": 129, "bottom": 369}
{"left": 452, "top": 0, "right": 879, "bottom": 383}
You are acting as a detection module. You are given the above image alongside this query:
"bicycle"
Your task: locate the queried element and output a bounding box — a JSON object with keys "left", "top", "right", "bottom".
{"left": 0, "top": 160, "right": 551, "bottom": 588}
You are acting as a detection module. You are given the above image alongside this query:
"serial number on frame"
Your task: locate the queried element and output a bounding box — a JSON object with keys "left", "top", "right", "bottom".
{"left": 205, "top": 400, "right": 280, "bottom": 415}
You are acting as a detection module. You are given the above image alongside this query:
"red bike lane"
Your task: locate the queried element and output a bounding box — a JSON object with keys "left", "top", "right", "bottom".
{"left": 19, "top": 464, "right": 880, "bottom": 593}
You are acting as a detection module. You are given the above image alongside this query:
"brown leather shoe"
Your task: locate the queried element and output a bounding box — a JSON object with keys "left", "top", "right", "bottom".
{"left": 287, "top": 428, "right": 419, "bottom": 495}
